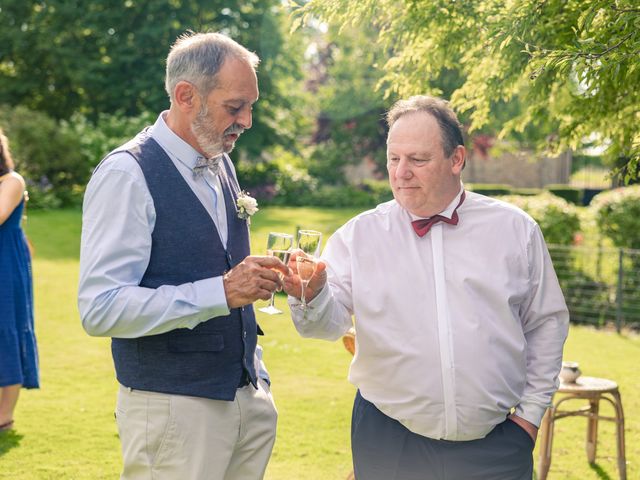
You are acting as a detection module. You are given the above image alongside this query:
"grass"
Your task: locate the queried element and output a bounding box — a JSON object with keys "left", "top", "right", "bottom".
{"left": 570, "top": 166, "right": 612, "bottom": 189}
{"left": 1, "top": 207, "right": 638, "bottom": 479}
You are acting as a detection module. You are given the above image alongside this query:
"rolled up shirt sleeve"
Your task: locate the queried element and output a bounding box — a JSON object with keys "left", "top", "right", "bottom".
{"left": 78, "top": 153, "right": 230, "bottom": 338}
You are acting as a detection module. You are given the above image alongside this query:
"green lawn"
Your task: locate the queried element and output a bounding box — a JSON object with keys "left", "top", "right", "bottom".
{"left": 1, "top": 207, "right": 638, "bottom": 479}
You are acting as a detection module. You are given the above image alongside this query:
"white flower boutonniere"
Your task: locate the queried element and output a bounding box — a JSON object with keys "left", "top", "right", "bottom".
{"left": 236, "top": 191, "right": 259, "bottom": 224}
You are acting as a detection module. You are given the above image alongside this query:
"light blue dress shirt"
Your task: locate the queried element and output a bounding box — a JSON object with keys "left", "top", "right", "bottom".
{"left": 79, "top": 112, "right": 270, "bottom": 381}
{"left": 78, "top": 111, "right": 233, "bottom": 338}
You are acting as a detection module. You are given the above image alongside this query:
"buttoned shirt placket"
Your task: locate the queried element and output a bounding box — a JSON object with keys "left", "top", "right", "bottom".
{"left": 201, "top": 168, "right": 227, "bottom": 247}
{"left": 430, "top": 223, "right": 458, "bottom": 438}
{"left": 167, "top": 147, "right": 228, "bottom": 248}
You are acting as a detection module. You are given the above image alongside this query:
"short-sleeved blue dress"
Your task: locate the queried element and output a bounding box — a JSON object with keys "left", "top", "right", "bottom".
{"left": 0, "top": 197, "right": 39, "bottom": 388}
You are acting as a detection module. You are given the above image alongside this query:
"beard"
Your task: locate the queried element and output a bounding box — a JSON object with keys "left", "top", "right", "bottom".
{"left": 191, "top": 104, "right": 245, "bottom": 158}
{"left": 191, "top": 105, "right": 224, "bottom": 158}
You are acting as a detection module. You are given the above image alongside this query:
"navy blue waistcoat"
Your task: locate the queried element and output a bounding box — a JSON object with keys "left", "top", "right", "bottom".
{"left": 109, "top": 129, "right": 258, "bottom": 401}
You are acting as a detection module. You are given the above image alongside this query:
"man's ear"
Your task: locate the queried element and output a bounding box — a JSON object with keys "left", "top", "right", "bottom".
{"left": 173, "top": 81, "right": 199, "bottom": 113}
{"left": 451, "top": 145, "right": 466, "bottom": 173}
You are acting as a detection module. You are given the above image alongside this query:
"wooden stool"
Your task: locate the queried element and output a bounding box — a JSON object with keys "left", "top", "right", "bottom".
{"left": 537, "top": 376, "right": 626, "bottom": 480}
{"left": 342, "top": 328, "right": 356, "bottom": 356}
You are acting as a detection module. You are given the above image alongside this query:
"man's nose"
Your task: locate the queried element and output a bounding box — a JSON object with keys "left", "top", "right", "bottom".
{"left": 237, "top": 106, "right": 252, "bottom": 130}
{"left": 395, "top": 158, "right": 413, "bottom": 179}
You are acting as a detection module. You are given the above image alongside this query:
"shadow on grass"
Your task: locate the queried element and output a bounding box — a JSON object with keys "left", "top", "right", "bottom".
{"left": 589, "top": 462, "right": 613, "bottom": 479}
{"left": 0, "top": 429, "right": 23, "bottom": 456}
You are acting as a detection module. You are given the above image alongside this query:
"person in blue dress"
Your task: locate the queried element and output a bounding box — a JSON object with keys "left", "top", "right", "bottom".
{"left": 0, "top": 128, "right": 39, "bottom": 432}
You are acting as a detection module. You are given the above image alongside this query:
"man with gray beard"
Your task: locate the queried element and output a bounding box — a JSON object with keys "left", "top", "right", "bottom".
{"left": 79, "top": 32, "right": 285, "bottom": 479}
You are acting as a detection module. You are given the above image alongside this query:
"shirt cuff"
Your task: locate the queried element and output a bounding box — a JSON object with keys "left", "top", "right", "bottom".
{"left": 514, "top": 401, "right": 548, "bottom": 428}
{"left": 288, "top": 283, "right": 330, "bottom": 314}
{"left": 254, "top": 344, "right": 270, "bottom": 385}
{"left": 181, "top": 276, "right": 230, "bottom": 329}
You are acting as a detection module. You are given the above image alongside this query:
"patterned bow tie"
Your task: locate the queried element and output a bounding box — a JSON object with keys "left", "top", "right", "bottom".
{"left": 411, "top": 191, "right": 466, "bottom": 237}
{"left": 193, "top": 155, "right": 222, "bottom": 177}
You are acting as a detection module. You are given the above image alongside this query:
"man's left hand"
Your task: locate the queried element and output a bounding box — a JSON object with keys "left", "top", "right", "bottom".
{"left": 281, "top": 249, "right": 327, "bottom": 302}
{"left": 508, "top": 414, "right": 538, "bottom": 444}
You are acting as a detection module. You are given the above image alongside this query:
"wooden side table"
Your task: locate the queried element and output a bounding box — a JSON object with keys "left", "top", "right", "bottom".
{"left": 537, "top": 376, "right": 626, "bottom": 479}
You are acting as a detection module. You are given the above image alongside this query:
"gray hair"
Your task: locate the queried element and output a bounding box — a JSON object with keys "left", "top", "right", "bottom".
{"left": 386, "top": 95, "right": 464, "bottom": 158}
{"left": 165, "top": 32, "right": 260, "bottom": 102}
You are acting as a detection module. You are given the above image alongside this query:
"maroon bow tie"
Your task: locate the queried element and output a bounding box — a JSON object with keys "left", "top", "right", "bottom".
{"left": 411, "top": 191, "right": 466, "bottom": 237}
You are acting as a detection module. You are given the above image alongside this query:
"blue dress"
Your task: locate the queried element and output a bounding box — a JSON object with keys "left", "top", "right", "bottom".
{"left": 0, "top": 198, "right": 39, "bottom": 388}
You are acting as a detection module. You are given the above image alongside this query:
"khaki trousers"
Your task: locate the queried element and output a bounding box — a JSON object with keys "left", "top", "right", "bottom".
{"left": 115, "top": 380, "right": 277, "bottom": 480}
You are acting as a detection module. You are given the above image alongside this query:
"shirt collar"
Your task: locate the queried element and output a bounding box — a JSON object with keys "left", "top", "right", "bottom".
{"left": 409, "top": 182, "right": 465, "bottom": 221}
{"left": 151, "top": 111, "right": 203, "bottom": 169}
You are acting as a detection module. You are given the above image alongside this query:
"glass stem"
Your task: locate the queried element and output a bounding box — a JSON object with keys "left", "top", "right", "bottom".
{"left": 300, "top": 281, "right": 308, "bottom": 306}
{"left": 268, "top": 291, "right": 276, "bottom": 308}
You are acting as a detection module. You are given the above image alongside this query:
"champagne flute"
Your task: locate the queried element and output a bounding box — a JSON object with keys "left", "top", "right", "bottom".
{"left": 296, "top": 229, "right": 322, "bottom": 308}
{"left": 259, "top": 232, "right": 293, "bottom": 315}
{"left": 296, "top": 255, "right": 317, "bottom": 308}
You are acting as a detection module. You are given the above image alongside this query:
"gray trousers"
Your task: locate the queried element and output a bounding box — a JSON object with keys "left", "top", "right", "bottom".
{"left": 351, "top": 391, "right": 534, "bottom": 480}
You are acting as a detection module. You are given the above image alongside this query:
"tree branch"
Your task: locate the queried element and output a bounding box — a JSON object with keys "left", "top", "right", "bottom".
{"left": 518, "top": 31, "right": 634, "bottom": 62}
{"left": 573, "top": 32, "right": 634, "bottom": 60}
{"left": 611, "top": 6, "right": 640, "bottom": 14}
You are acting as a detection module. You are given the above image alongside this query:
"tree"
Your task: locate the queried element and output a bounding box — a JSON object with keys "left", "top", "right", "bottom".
{"left": 304, "top": 24, "right": 391, "bottom": 183}
{"left": 0, "top": 1, "right": 308, "bottom": 159}
{"left": 293, "top": 0, "right": 640, "bottom": 182}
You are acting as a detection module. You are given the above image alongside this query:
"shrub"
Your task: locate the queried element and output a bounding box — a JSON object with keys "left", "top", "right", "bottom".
{"left": 497, "top": 192, "right": 581, "bottom": 245}
{"left": 63, "top": 112, "right": 156, "bottom": 171}
{"left": 590, "top": 185, "right": 640, "bottom": 250}
{"left": 546, "top": 184, "right": 583, "bottom": 205}
{"left": 309, "top": 184, "right": 372, "bottom": 207}
{"left": 237, "top": 148, "right": 318, "bottom": 206}
{"left": 467, "top": 183, "right": 512, "bottom": 196}
{"left": 0, "top": 105, "right": 86, "bottom": 208}
{"left": 590, "top": 185, "right": 640, "bottom": 327}
{"left": 561, "top": 269, "right": 613, "bottom": 326}
{"left": 0, "top": 106, "right": 154, "bottom": 209}
{"left": 511, "top": 187, "right": 542, "bottom": 196}
{"left": 361, "top": 179, "right": 393, "bottom": 204}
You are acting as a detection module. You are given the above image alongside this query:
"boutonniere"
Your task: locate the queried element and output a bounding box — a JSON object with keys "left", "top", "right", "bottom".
{"left": 236, "top": 191, "right": 259, "bottom": 224}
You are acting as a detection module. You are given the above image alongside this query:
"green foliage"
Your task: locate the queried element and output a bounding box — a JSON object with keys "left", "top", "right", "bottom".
{"left": 561, "top": 269, "right": 612, "bottom": 327}
{"left": 512, "top": 187, "right": 543, "bottom": 196}
{"left": 0, "top": 105, "right": 154, "bottom": 208}
{"left": 498, "top": 192, "right": 581, "bottom": 245}
{"left": 294, "top": 0, "right": 640, "bottom": 182}
{"left": 309, "top": 180, "right": 391, "bottom": 208}
{"left": 590, "top": 185, "right": 640, "bottom": 250}
{"left": 62, "top": 111, "right": 156, "bottom": 171}
{"left": 0, "top": 105, "right": 85, "bottom": 208}
{"left": 589, "top": 186, "right": 640, "bottom": 329}
{"left": 546, "top": 184, "right": 584, "bottom": 205}
{"left": 237, "top": 147, "right": 318, "bottom": 205}
{"left": 237, "top": 149, "right": 392, "bottom": 208}
{"left": 467, "top": 184, "right": 513, "bottom": 196}
{"left": 0, "top": 0, "right": 308, "bottom": 160}
{"left": 303, "top": 24, "right": 390, "bottom": 180}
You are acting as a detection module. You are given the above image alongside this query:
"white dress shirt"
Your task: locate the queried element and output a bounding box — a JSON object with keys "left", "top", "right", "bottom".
{"left": 290, "top": 187, "right": 569, "bottom": 441}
